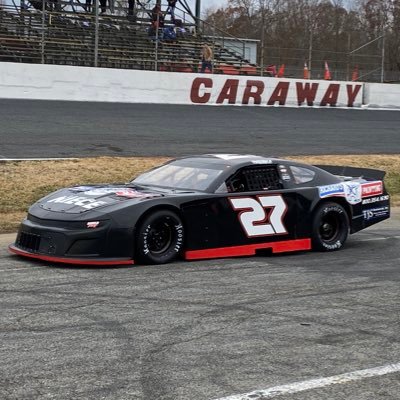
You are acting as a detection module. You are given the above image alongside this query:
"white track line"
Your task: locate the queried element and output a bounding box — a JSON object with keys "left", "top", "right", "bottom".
{"left": 356, "top": 236, "right": 400, "bottom": 242}
{"left": 213, "top": 362, "right": 400, "bottom": 400}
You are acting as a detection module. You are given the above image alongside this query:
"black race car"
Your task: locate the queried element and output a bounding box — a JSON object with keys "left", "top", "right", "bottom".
{"left": 9, "top": 154, "right": 390, "bottom": 265}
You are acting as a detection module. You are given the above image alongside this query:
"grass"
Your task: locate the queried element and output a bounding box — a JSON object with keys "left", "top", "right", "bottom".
{"left": 1, "top": 155, "right": 399, "bottom": 233}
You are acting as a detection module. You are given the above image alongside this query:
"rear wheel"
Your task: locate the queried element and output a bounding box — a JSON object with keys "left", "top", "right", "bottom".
{"left": 311, "top": 202, "right": 349, "bottom": 251}
{"left": 136, "top": 210, "right": 184, "bottom": 264}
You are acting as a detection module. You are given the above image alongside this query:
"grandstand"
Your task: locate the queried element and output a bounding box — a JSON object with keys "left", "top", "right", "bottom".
{"left": 0, "top": 0, "right": 259, "bottom": 75}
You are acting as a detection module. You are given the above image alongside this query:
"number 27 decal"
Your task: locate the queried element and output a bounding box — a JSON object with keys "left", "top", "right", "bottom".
{"left": 229, "top": 195, "right": 288, "bottom": 237}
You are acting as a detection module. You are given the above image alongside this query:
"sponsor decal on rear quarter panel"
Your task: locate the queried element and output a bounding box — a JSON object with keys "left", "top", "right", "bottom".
{"left": 361, "top": 181, "right": 383, "bottom": 198}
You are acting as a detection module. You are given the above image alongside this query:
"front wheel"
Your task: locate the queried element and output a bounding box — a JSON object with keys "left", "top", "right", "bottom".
{"left": 135, "top": 210, "right": 184, "bottom": 264}
{"left": 311, "top": 202, "right": 349, "bottom": 251}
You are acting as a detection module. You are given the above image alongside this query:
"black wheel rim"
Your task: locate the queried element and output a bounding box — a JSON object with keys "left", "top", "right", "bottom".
{"left": 319, "top": 213, "right": 340, "bottom": 242}
{"left": 147, "top": 219, "right": 173, "bottom": 254}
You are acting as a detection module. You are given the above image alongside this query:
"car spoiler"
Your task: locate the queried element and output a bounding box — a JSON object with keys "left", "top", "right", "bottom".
{"left": 314, "top": 165, "right": 386, "bottom": 181}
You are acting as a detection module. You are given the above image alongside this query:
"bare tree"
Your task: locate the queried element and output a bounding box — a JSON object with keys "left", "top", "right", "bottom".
{"left": 202, "top": 0, "right": 400, "bottom": 80}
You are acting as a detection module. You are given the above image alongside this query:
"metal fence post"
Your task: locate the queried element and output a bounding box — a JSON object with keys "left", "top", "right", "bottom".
{"left": 212, "top": 22, "right": 215, "bottom": 73}
{"left": 381, "top": 33, "right": 385, "bottom": 83}
{"left": 94, "top": 0, "right": 99, "bottom": 67}
{"left": 308, "top": 29, "right": 312, "bottom": 79}
{"left": 260, "top": 16, "right": 265, "bottom": 77}
{"left": 155, "top": 13, "right": 159, "bottom": 71}
{"left": 41, "top": 0, "right": 45, "bottom": 64}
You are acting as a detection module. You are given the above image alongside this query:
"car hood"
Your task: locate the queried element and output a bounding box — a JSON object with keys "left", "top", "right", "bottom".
{"left": 37, "top": 185, "right": 164, "bottom": 214}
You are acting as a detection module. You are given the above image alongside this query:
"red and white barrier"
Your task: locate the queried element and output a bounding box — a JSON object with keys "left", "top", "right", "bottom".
{"left": 0, "top": 61, "right": 396, "bottom": 109}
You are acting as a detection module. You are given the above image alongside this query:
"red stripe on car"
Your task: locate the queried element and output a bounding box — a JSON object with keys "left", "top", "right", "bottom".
{"left": 184, "top": 238, "right": 312, "bottom": 260}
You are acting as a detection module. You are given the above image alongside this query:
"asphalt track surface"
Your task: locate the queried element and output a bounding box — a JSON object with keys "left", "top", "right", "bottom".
{"left": 1, "top": 102, "right": 400, "bottom": 399}
{"left": 1, "top": 213, "right": 400, "bottom": 400}
{"left": 1, "top": 100, "right": 400, "bottom": 158}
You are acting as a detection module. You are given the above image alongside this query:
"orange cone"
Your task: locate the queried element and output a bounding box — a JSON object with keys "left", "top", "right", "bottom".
{"left": 303, "top": 62, "right": 309, "bottom": 79}
{"left": 352, "top": 65, "right": 359, "bottom": 81}
{"left": 324, "top": 61, "right": 332, "bottom": 80}
{"left": 277, "top": 64, "right": 285, "bottom": 78}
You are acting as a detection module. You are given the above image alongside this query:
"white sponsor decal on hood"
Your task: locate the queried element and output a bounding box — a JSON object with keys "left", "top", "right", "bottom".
{"left": 47, "top": 196, "right": 107, "bottom": 210}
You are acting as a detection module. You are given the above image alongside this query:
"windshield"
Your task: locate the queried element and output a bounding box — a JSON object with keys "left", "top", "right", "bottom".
{"left": 132, "top": 162, "right": 224, "bottom": 191}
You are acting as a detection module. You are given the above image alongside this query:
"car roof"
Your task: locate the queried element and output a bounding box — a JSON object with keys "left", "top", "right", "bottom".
{"left": 177, "top": 154, "right": 288, "bottom": 168}
{"left": 173, "top": 154, "right": 342, "bottom": 188}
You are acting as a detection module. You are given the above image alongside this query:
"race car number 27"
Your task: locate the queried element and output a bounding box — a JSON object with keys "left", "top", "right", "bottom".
{"left": 229, "top": 195, "right": 288, "bottom": 237}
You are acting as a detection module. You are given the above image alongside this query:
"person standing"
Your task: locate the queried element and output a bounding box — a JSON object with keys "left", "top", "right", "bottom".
{"left": 166, "top": 0, "right": 177, "bottom": 22}
{"left": 128, "top": 0, "right": 135, "bottom": 19}
{"left": 200, "top": 43, "right": 213, "bottom": 73}
{"left": 151, "top": 3, "right": 164, "bottom": 28}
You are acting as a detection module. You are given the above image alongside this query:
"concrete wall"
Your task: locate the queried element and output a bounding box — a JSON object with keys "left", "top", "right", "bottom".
{"left": 0, "top": 61, "right": 397, "bottom": 109}
{"left": 363, "top": 83, "right": 400, "bottom": 109}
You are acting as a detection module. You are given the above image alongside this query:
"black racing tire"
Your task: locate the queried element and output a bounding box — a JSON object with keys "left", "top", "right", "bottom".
{"left": 135, "top": 210, "right": 184, "bottom": 264}
{"left": 311, "top": 202, "right": 349, "bottom": 252}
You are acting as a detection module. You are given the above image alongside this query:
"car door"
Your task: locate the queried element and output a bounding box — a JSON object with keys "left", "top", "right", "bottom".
{"left": 182, "top": 164, "right": 301, "bottom": 252}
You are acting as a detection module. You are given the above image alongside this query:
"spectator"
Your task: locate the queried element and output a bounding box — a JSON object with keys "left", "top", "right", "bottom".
{"left": 175, "top": 25, "right": 187, "bottom": 38}
{"left": 163, "top": 25, "right": 177, "bottom": 42}
{"left": 84, "top": 0, "right": 91, "bottom": 12}
{"left": 128, "top": 0, "right": 135, "bottom": 19}
{"left": 99, "top": 0, "right": 107, "bottom": 14}
{"left": 166, "top": 0, "right": 177, "bottom": 22}
{"left": 200, "top": 43, "right": 213, "bottom": 73}
{"left": 151, "top": 4, "right": 164, "bottom": 29}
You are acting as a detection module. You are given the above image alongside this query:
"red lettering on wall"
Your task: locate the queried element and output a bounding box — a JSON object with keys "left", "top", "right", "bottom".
{"left": 320, "top": 84, "right": 340, "bottom": 106}
{"left": 190, "top": 78, "right": 213, "bottom": 104}
{"left": 267, "top": 82, "right": 290, "bottom": 105}
{"left": 296, "top": 82, "right": 319, "bottom": 106}
{"left": 242, "top": 80, "right": 264, "bottom": 105}
{"left": 346, "top": 84, "right": 362, "bottom": 107}
{"left": 216, "top": 79, "right": 239, "bottom": 104}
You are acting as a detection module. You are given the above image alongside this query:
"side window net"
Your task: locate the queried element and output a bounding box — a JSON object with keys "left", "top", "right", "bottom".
{"left": 227, "top": 166, "right": 283, "bottom": 192}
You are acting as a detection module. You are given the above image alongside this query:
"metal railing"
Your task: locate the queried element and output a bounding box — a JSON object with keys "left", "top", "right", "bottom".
{"left": 199, "top": 18, "right": 248, "bottom": 64}
{"left": 2, "top": 2, "right": 393, "bottom": 81}
{"left": 0, "top": 2, "right": 256, "bottom": 72}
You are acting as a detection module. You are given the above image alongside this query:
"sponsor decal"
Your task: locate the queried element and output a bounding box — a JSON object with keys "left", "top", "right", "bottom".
{"left": 70, "top": 187, "right": 121, "bottom": 196}
{"left": 82, "top": 188, "right": 121, "bottom": 196}
{"left": 342, "top": 182, "right": 362, "bottom": 205}
{"left": 70, "top": 187, "right": 159, "bottom": 199}
{"left": 319, "top": 182, "right": 364, "bottom": 205}
{"left": 278, "top": 165, "right": 288, "bottom": 173}
{"left": 47, "top": 196, "right": 107, "bottom": 210}
{"left": 318, "top": 184, "right": 345, "bottom": 198}
{"left": 362, "top": 195, "right": 390, "bottom": 205}
{"left": 278, "top": 165, "right": 291, "bottom": 181}
{"left": 70, "top": 186, "right": 94, "bottom": 192}
{"left": 86, "top": 221, "right": 100, "bottom": 228}
{"left": 363, "top": 206, "right": 390, "bottom": 221}
{"left": 361, "top": 181, "right": 383, "bottom": 198}
{"left": 142, "top": 223, "right": 183, "bottom": 255}
{"left": 115, "top": 189, "right": 158, "bottom": 199}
